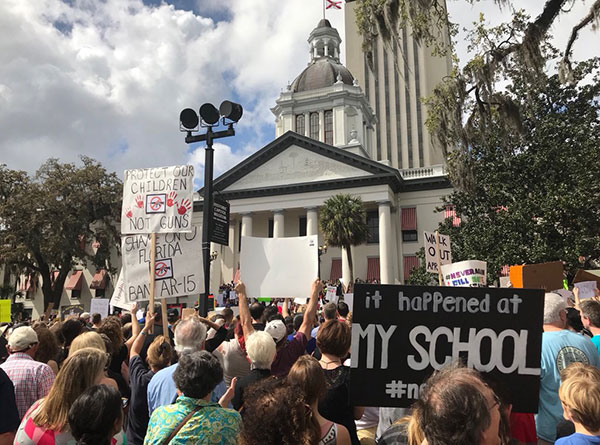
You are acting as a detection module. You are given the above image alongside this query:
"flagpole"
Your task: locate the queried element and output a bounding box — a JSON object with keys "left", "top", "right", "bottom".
{"left": 323, "top": 0, "right": 325, "bottom": 20}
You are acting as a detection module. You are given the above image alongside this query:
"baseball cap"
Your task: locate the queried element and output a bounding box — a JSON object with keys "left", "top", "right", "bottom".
{"left": 265, "top": 319, "right": 287, "bottom": 343}
{"left": 8, "top": 326, "right": 39, "bottom": 352}
{"left": 80, "top": 312, "right": 90, "bottom": 320}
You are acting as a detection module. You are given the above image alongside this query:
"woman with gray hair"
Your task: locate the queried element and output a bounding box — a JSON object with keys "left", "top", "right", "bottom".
{"left": 144, "top": 350, "right": 240, "bottom": 444}
{"left": 232, "top": 330, "right": 276, "bottom": 410}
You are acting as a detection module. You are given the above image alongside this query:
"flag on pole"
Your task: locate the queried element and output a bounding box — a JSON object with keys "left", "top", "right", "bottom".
{"left": 326, "top": 0, "right": 342, "bottom": 10}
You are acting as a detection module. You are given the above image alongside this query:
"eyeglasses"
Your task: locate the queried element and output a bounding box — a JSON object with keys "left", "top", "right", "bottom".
{"left": 488, "top": 393, "right": 501, "bottom": 411}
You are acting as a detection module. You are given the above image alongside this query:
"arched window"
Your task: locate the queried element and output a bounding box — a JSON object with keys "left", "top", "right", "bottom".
{"left": 310, "top": 112, "right": 319, "bottom": 140}
{"left": 324, "top": 110, "right": 333, "bottom": 145}
{"left": 295, "top": 115, "right": 305, "bottom": 136}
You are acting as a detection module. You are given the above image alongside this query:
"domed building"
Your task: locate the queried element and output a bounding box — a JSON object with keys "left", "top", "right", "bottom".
{"left": 203, "top": 18, "right": 453, "bottom": 291}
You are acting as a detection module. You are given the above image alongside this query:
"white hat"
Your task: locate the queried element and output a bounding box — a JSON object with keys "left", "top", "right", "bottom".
{"left": 265, "top": 319, "right": 287, "bottom": 343}
{"left": 80, "top": 312, "right": 90, "bottom": 320}
{"left": 8, "top": 326, "right": 38, "bottom": 352}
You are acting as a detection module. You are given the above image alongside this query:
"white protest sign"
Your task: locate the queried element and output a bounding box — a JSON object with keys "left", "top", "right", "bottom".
{"left": 441, "top": 260, "right": 487, "bottom": 287}
{"left": 241, "top": 235, "right": 318, "bottom": 298}
{"left": 343, "top": 293, "right": 354, "bottom": 313}
{"left": 325, "top": 285, "right": 337, "bottom": 301}
{"left": 424, "top": 231, "right": 452, "bottom": 274}
{"left": 121, "top": 165, "right": 195, "bottom": 234}
{"left": 109, "top": 271, "right": 130, "bottom": 310}
{"left": 90, "top": 298, "right": 110, "bottom": 318}
{"left": 122, "top": 224, "right": 203, "bottom": 301}
{"left": 574, "top": 281, "right": 598, "bottom": 300}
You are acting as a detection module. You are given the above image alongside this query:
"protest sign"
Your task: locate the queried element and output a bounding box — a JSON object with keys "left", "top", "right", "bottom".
{"left": 182, "top": 308, "right": 196, "bottom": 320}
{"left": 350, "top": 284, "right": 544, "bottom": 412}
{"left": 424, "top": 231, "right": 452, "bottom": 274}
{"left": 240, "top": 235, "right": 318, "bottom": 298}
{"left": 574, "top": 281, "right": 598, "bottom": 300}
{"left": 121, "top": 165, "right": 194, "bottom": 234}
{"left": 441, "top": 260, "right": 487, "bottom": 287}
{"left": 122, "top": 224, "right": 203, "bottom": 301}
{"left": 61, "top": 304, "right": 84, "bottom": 320}
{"left": 109, "top": 271, "right": 130, "bottom": 310}
{"left": 574, "top": 269, "right": 600, "bottom": 289}
{"left": 90, "top": 298, "right": 110, "bottom": 318}
{"left": 325, "top": 285, "right": 337, "bottom": 301}
{"left": 343, "top": 293, "right": 354, "bottom": 313}
{"left": 509, "top": 261, "right": 564, "bottom": 291}
{"left": 0, "top": 300, "right": 11, "bottom": 323}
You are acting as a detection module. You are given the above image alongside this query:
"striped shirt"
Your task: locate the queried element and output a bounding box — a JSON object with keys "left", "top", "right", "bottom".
{"left": 0, "top": 352, "right": 54, "bottom": 419}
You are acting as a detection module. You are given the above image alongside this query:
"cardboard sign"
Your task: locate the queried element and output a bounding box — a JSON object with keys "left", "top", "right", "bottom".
{"left": 90, "top": 298, "right": 110, "bottom": 318}
{"left": 574, "top": 269, "right": 600, "bottom": 289}
{"left": 61, "top": 304, "right": 84, "bottom": 319}
{"left": 441, "top": 260, "right": 487, "bottom": 287}
{"left": 509, "top": 261, "right": 564, "bottom": 291}
{"left": 122, "top": 224, "right": 203, "bottom": 301}
{"left": 350, "top": 284, "right": 544, "bottom": 412}
{"left": 182, "top": 308, "right": 196, "bottom": 320}
{"left": 424, "top": 231, "right": 452, "bottom": 274}
{"left": 121, "top": 165, "right": 194, "bottom": 234}
{"left": 0, "top": 300, "right": 11, "bottom": 323}
{"left": 240, "top": 235, "right": 318, "bottom": 298}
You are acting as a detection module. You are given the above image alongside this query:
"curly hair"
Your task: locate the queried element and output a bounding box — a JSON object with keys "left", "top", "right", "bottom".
{"left": 239, "top": 378, "right": 319, "bottom": 445}
{"left": 173, "top": 351, "right": 222, "bottom": 399}
{"left": 97, "top": 316, "right": 124, "bottom": 355}
{"left": 33, "top": 324, "right": 60, "bottom": 364}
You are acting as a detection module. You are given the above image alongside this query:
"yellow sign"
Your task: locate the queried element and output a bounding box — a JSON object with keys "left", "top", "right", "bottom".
{"left": 0, "top": 300, "right": 11, "bottom": 323}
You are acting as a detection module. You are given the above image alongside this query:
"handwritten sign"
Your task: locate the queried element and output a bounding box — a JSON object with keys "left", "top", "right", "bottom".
{"left": 122, "top": 225, "right": 203, "bottom": 301}
{"left": 61, "top": 304, "right": 84, "bottom": 320}
{"left": 424, "top": 231, "right": 452, "bottom": 274}
{"left": 350, "top": 284, "right": 544, "bottom": 412}
{"left": 441, "top": 260, "right": 487, "bottom": 287}
{"left": 90, "top": 298, "right": 110, "bottom": 318}
{"left": 121, "top": 165, "right": 194, "bottom": 234}
{"left": 325, "top": 285, "right": 337, "bottom": 302}
{"left": 240, "top": 235, "right": 318, "bottom": 298}
{"left": 574, "top": 281, "right": 598, "bottom": 300}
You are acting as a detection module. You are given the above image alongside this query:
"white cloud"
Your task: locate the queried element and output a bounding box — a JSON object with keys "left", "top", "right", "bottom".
{"left": 0, "top": 0, "right": 596, "bottom": 185}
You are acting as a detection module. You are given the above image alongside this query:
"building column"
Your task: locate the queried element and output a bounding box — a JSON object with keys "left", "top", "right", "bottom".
{"left": 241, "top": 213, "right": 253, "bottom": 237}
{"left": 342, "top": 246, "right": 352, "bottom": 291}
{"left": 319, "top": 109, "right": 325, "bottom": 142}
{"left": 378, "top": 201, "right": 394, "bottom": 284}
{"left": 304, "top": 112, "right": 310, "bottom": 137}
{"left": 306, "top": 207, "right": 318, "bottom": 236}
{"left": 273, "top": 210, "right": 285, "bottom": 238}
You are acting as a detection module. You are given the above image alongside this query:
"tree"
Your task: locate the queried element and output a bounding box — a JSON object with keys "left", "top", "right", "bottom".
{"left": 418, "top": 57, "right": 600, "bottom": 283}
{"left": 319, "top": 194, "right": 369, "bottom": 285}
{"left": 0, "top": 157, "right": 122, "bottom": 310}
{"left": 354, "top": 0, "right": 600, "bottom": 152}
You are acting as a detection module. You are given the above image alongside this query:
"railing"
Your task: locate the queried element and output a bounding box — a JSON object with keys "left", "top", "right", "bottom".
{"left": 400, "top": 164, "right": 447, "bottom": 179}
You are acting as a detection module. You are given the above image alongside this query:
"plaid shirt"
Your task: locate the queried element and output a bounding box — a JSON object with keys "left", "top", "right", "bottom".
{"left": 0, "top": 352, "right": 54, "bottom": 419}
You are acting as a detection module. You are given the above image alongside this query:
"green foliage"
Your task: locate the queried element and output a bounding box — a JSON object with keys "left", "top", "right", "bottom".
{"left": 436, "top": 58, "right": 600, "bottom": 283}
{"left": 319, "top": 194, "right": 369, "bottom": 284}
{"left": 0, "top": 157, "right": 122, "bottom": 309}
{"left": 406, "top": 248, "right": 438, "bottom": 286}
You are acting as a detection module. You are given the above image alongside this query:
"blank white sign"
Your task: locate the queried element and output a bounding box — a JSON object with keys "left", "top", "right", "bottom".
{"left": 240, "top": 235, "right": 318, "bottom": 298}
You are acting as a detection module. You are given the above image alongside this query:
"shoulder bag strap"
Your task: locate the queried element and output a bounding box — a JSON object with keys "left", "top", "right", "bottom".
{"left": 161, "top": 405, "right": 203, "bottom": 445}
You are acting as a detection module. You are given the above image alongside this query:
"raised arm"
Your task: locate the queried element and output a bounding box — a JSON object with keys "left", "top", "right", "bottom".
{"left": 281, "top": 298, "right": 290, "bottom": 318}
{"left": 125, "top": 303, "right": 140, "bottom": 352}
{"left": 131, "top": 311, "right": 155, "bottom": 359}
{"left": 235, "top": 281, "right": 254, "bottom": 339}
{"left": 299, "top": 278, "right": 322, "bottom": 339}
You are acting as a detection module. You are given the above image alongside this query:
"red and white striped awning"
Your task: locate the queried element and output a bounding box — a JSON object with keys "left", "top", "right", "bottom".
{"left": 367, "top": 257, "right": 380, "bottom": 282}
{"left": 90, "top": 269, "right": 108, "bottom": 290}
{"left": 401, "top": 207, "right": 417, "bottom": 230}
{"left": 329, "top": 258, "right": 342, "bottom": 282}
{"left": 444, "top": 205, "right": 461, "bottom": 227}
{"left": 403, "top": 256, "right": 420, "bottom": 281}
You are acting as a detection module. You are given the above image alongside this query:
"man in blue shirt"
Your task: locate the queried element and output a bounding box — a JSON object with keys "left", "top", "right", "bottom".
{"left": 579, "top": 299, "right": 600, "bottom": 356}
{"left": 147, "top": 315, "right": 228, "bottom": 414}
{"left": 537, "top": 293, "right": 600, "bottom": 444}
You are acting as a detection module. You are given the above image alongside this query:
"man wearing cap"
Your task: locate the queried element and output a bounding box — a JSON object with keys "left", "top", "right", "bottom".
{"left": 236, "top": 278, "right": 322, "bottom": 377}
{"left": 0, "top": 326, "right": 55, "bottom": 418}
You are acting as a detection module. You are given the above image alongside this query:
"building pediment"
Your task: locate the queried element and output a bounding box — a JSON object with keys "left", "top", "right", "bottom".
{"left": 202, "top": 131, "right": 403, "bottom": 199}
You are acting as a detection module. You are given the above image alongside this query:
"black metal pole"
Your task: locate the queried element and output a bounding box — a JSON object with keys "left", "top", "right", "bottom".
{"left": 200, "top": 128, "right": 214, "bottom": 317}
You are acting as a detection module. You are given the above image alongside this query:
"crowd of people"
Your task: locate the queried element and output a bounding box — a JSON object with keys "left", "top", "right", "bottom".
{"left": 0, "top": 278, "right": 599, "bottom": 444}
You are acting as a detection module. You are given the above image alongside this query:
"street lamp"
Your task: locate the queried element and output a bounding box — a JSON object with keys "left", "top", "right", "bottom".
{"left": 179, "top": 101, "right": 243, "bottom": 316}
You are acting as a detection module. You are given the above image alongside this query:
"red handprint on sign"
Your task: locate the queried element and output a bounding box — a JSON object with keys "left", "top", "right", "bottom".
{"left": 177, "top": 199, "right": 192, "bottom": 215}
{"left": 125, "top": 208, "right": 133, "bottom": 218}
{"left": 167, "top": 192, "right": 177, "bottom": 207}
{"left": 135, "top": 195, "right": 143, "bottom": 208}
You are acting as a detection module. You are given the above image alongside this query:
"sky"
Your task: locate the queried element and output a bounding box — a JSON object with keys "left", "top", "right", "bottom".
{"left": 0, "top": 0, "right": 596, "bottom": 187}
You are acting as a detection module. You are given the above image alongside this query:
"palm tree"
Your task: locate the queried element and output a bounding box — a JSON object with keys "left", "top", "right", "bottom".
{"left": 319, "top": 194, "right": 369, "bottom": 286}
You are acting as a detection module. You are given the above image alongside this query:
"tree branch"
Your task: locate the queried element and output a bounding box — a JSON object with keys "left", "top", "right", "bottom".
{"left": 562, "top": 0, "right": 600, "bottom": 69}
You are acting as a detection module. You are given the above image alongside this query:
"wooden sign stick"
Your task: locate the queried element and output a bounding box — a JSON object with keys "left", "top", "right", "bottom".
{"left": 161, "top": 299, "right": 169, "bottom": 341}
{"left": 435, "top": 231, "right": 443, "bottom": 286}
{"left": 148, "top": 233, "right": 157, "bottom": 334}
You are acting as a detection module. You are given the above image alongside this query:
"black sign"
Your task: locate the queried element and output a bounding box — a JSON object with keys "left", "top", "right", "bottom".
{"left": 210, "top": 198, "right": 230, "bottom": 246}
{"left": 350, "top": 284, "right": 544, "bottom": 412}
{"left": 60, "top": 304, "right": 84, "bottom": 320}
